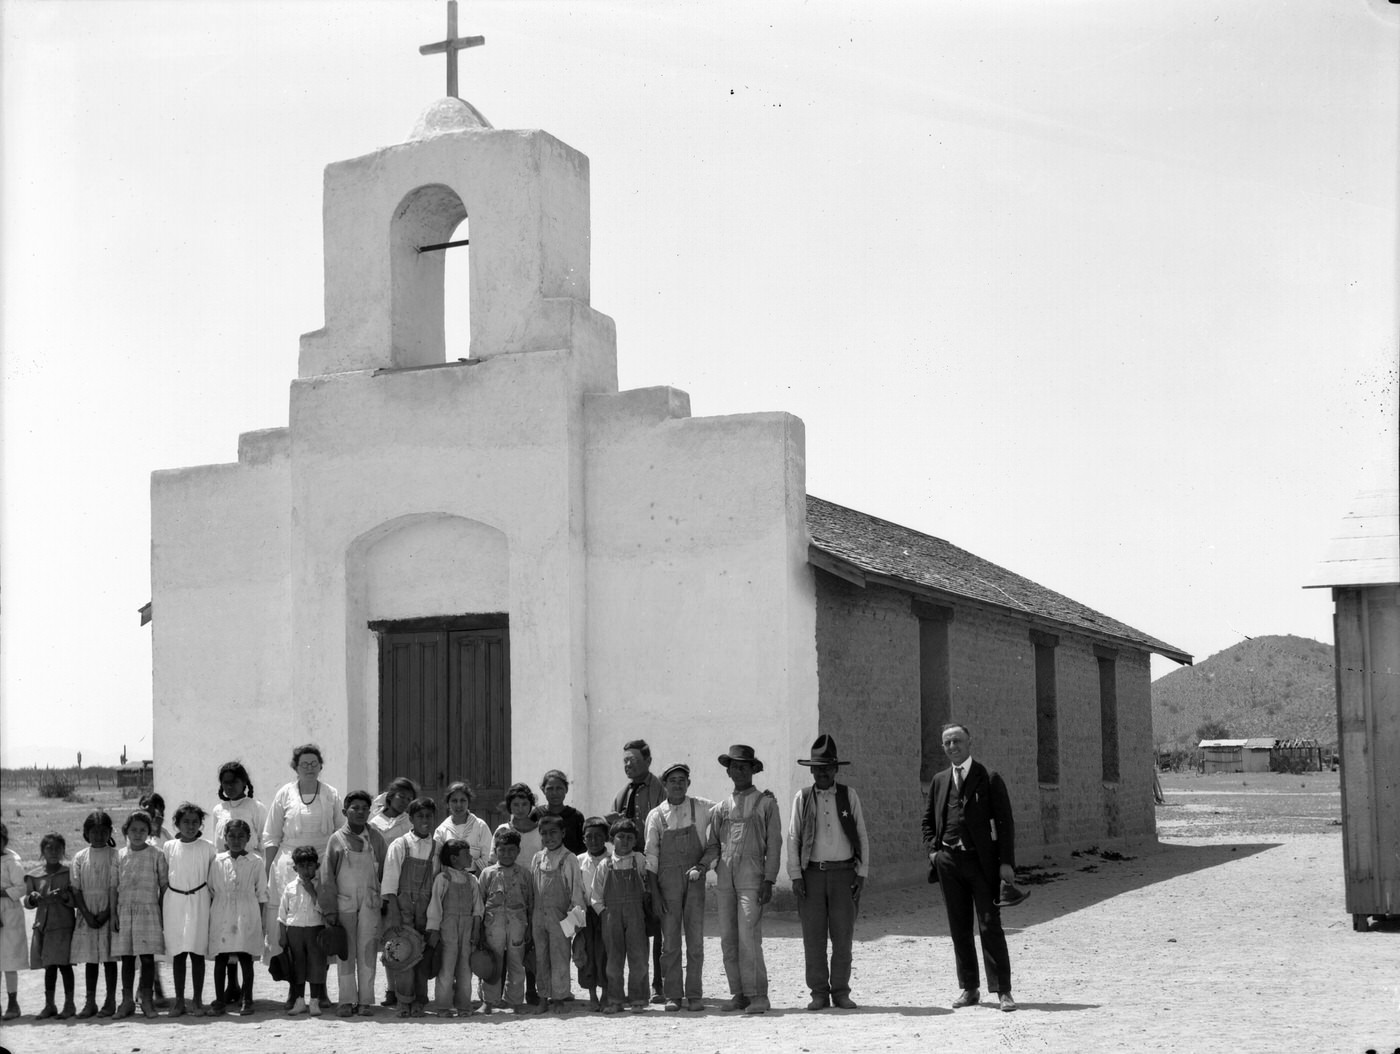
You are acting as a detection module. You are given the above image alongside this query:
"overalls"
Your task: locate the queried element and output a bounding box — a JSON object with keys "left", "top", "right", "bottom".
{"left": 714, "top": 790, "right": 773, "bottom": 999}
{"left": 433, "top": 874, "right": 478, "bottom": 1012}
{"left": 531, "top": 851, "right": 575, "bottom": 1001}
{"left": 657, "top": 802, "right": 706, "bottom": 1001}
{"left": 334, "top": 835, "right": 380, "bottom": 1005}
{"left": 601, "top": 858, "right": 648, "bottom": 1006}
{"left": 392, "top": 854, "right": 433, "bottom": 1006}
{"left": 480, "top": 866, "right": 530, "bottom": 1007}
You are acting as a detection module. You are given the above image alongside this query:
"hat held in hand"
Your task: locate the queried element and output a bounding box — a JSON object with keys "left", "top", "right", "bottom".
{"left": 995, "top": 879, "right": 1030, "bottom": 908}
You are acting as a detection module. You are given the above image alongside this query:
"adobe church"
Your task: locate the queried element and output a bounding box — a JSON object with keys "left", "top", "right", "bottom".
{"left": 149, "top": 24, "right": 1189, "bottom": 887}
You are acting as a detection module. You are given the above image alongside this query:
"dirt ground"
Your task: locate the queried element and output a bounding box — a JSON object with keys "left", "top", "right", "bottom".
{"left": 1, "top": 772, "right": 1395, "bottom": 1054}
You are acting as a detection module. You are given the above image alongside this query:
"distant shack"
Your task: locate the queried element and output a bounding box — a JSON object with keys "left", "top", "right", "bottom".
{"left": 117, "top": 760, "right": 154, "bottom": 789}
{"left": 1198, "top": 738, "right": 1275, "bottom": 774}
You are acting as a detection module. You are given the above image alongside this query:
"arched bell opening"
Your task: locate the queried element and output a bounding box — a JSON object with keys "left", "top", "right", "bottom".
{"left": 389, "top": 183, "right": 470, "bottom": 368}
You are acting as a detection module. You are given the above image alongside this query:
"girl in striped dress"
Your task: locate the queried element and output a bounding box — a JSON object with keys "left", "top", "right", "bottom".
{"left": 163, "top": 803, "right": 215, "bottom": 1016}
{"left": 112, "top": 810, "right": 168, "bottom": 1018}
{"left": 70, "top": 810, "right": 119, "bottom": 1017}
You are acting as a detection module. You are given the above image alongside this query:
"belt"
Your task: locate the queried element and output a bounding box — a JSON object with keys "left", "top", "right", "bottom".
{"left": 805, "top": 858, "right": 855, "bottom": 872}
{"left": 169, "top": 882, "right": 207, "bottom": 895}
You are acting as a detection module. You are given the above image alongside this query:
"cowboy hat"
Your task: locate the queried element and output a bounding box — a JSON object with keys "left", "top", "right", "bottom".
{"left": 717, "top": 744, "right": 764, "bottom": 772}
{"left": 797, "top": 732, "right": 850, "bottom": 767}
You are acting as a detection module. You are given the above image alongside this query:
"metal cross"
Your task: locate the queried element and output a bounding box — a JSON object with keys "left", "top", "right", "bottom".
{"left": 419, "top": 0, "right": 484, "bottom": 99}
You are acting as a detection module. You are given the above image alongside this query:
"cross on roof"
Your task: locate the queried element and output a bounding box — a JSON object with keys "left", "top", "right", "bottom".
{"left": 419, "top": 0, "right": 484, "bottom": 100}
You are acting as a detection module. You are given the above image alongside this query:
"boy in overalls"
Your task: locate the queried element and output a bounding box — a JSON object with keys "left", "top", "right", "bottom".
{"left": 596, "top": 818, "right": 650, "bottom": 1013}
{"left": 706, "top": 744, "right": 782, "bottom": 1015}
{"left": 319, "top": 790, "right": 386, "bottom": 1016}
{"left": 529, "top": 814, "right": 586, "bottom": 1012}
{"left": 644, "top": 763, "right": 716, "bottom": 1011}
{"left": 380, "top": 797, "right": 438, "bottom": 1016}
{"left": 477, "top": 828, "right": 535, "bottom": 1013}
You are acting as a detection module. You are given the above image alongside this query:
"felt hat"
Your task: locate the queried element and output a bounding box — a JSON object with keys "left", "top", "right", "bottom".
{"left": 267, "top": 947, "right": 294, "bottom": 983}
{"left": 379, "top": 925, "right": 424, "bottom": 973}
{"left": 660, "top": 762, "right": 691, "bottom": 782}
{"left": 717, "top": 744, "right": 764, "bottom": 773}
{"left": 995, "top": 880, "right": 1031, "bottom": 908}
{"left": 797, "top": 732, "right": 850, "bottom": 767}
{"left": 470, "top": 945, "right": 500, "bottom": 984}
{"left": 316, "top": 922, "right": 349, "bottom": 960}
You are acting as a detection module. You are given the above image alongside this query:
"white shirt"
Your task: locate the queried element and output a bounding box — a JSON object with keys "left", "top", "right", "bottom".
{"left": 380, "top": 830, "right": 437, "bottom": 895}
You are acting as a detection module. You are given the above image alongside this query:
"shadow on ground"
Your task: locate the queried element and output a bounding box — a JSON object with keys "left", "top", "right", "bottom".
{"left": 844, "top": 840, "right": 1279, "bottom": 939}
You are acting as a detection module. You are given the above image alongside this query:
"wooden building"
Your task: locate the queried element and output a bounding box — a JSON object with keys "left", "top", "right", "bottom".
{"left": 1306, "top": 486, "right": 1399, "bottom": 929}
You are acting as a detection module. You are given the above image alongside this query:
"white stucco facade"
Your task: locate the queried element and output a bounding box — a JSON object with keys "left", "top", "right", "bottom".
{"left": 150, "top": 104, "right": 819, "bottom": 838}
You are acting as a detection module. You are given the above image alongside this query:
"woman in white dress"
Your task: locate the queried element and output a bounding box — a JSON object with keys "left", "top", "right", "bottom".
{"left": 261, "top": 744, "right": 341, "bottom": 965}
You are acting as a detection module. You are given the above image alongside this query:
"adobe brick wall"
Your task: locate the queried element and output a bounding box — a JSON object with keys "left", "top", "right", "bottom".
{"left": 813, "top": 570, "right": 1158, "bottom": 888}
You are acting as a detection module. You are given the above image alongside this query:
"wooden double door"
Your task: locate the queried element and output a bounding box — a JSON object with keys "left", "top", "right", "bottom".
{"left": 375, "top": 615, "right": 510, "bottom": 831}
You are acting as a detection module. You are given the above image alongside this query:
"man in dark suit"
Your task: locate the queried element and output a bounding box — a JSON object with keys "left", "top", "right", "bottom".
{"left": 921, "top": 722, "right": 1018, "bottom": 1012}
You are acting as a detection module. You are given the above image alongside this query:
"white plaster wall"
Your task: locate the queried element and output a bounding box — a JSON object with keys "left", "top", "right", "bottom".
{"left": 287, "top": 331, "right": 613, "bottom": 801}
{"left": 299, "top": 129, "right": 592, "bottom": 376}
{"left": 150, "top": 451, "right": 292, "bottom": 816}
{"left": 583, "top": 390, "right": 820, "bottom": 855}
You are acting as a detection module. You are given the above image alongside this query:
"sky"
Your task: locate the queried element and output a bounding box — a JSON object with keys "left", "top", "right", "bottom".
{"left": 2, "top": 0, "right": 1396, "bottom": 768}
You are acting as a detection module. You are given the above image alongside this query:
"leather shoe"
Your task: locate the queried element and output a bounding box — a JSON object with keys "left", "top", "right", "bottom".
{"left": 720, "top": 994, "right": 750, "bottom": 1012}
{"left": 951, "top": 988, "right": 980, "bottom": 1008}
{"left": 744, "top": 995, "right": 771, "bottom": 1015}
{"left": 806, "top": 994, "right": 829, "bottom": 1011}
{"left": 832, "top": 993, "right": 858, "bottom": 1010}
{"left": 998, "top": 992, "right": 1017, "bottom": 1012}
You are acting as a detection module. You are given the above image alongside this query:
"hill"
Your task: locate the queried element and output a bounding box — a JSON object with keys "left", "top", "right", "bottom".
{"left": 1151, "top": 635, "right": 1336, "bottom": 749}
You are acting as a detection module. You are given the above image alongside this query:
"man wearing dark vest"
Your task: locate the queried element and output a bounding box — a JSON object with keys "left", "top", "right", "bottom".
{"left": 921, "top": 722, "right": 1018, "bottom": 1012}
{"left": 786, "top": 733, "right": 869, "bottom": 1011}
{"left": 609, "top": 739, "right": 666, "bottom": 1002}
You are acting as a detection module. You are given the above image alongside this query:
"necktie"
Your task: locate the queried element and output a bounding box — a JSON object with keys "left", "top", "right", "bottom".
{"left": 953, "top": 766, "right": 963, "bottom": 794}
{"left": 625, "top": 782, "right": 643, "bottom": 819}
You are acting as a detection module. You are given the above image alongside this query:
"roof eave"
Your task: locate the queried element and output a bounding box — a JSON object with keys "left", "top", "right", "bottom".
{"left": 808, "top": 544, "right": 1193, "bottom": 666}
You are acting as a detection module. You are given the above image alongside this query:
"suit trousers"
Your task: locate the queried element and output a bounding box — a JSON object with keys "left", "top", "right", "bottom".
{"left": 798, "top": 865, "right": 856, "bottom": 999}
{"left": 933, "top": 848, "right": 1010, "bottom": 994}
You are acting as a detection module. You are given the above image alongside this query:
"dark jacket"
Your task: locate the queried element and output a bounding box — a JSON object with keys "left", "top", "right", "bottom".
{"left": 920, "top": 759, "right": 1016, "bottom": 883}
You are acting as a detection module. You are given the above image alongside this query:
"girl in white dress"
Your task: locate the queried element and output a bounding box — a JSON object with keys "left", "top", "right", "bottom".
{"left": 205, "top": 819, "right": 266, "bottom": 1015}
{"left": 261, "top": 744, "right": 341, "bottom": 966}
{"left": 162, "top": 803, "right": 216, "bottom": 1016}
{"left": 209, "top": 760, "right": 266, "bottom": 1003}
{"left": 432, "top": 781, "right": 493, "bottom": 873}
{"left": 211, "top": 761, "right": 267, "bottom": 853}
{"left": 0, "top": 822, "right": 27, "bottom": 1019}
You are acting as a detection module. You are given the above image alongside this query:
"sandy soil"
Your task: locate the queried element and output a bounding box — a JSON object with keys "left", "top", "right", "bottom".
{"left": 1, "top": 777, "right": 1395, "bottom": 1054}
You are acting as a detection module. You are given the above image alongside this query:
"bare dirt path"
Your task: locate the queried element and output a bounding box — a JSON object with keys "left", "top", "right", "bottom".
{"left": 2, "top": 775, "right": 1394, "bottom": 1053}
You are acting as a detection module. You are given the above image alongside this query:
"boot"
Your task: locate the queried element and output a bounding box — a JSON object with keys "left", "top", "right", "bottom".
{"left": 98, "top": 993, "right": 116, "bottom": 1018}
{"left": 139, "top": 987, "right": 157, "bottom": 1018}
{"left": 58, "top": 999, "right": 77, "bottom": 1019}
{"left": 78, "top": 998, "right": 99, "bottom": 1018}
{"left": 3, "top": 993, "right": 19, "bottom": 1020}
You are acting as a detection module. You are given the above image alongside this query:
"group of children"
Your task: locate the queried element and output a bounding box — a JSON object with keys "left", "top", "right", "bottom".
{"left": 1, "top": 765, "right": 667, "bottom": 1021}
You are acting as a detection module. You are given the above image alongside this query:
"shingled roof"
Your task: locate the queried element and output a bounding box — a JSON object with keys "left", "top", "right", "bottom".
{"left": 806, "top": 495, "right": 1191, "bottom": 664}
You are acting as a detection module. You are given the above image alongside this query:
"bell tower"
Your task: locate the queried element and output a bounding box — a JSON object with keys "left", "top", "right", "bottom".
{"left": 298, "top": 4, "right": 600, "bottom": 376}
